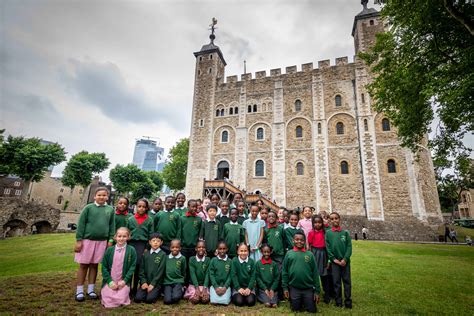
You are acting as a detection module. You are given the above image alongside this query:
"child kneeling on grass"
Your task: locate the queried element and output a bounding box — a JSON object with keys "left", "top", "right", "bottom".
{"left": 282, "top": 232, "right": 320, "bottom": 313}
{"left": 231, "top": 243, "right": 257, "bottom": 306}
{"left": 100, "top": 227, "right": 137, "bottom": 308}
{"left": 208, "top": 241, "right": 232, "bottom": 305}
{"left": 134, "top": 233, "right": 166, "bottom": 304}
{"left": 163, "top": 239, "right": 187, "bottom": 305}
{"left": 184, "top": 240, "right": 210, "bottom": 304}
{"left": 256, "top": 244, "right": 279, "bottom": 308}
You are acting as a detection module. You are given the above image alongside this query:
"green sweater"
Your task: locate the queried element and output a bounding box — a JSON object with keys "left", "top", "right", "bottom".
{"left": 180, "top": 215, "right": 202, "bottom": 248}
{"left": 325, "top": 229, "right": 352, "bottom": 263}
{"left": 139, "top": 249, "right": 166, "bottom": 287}
{"left": 127, "top": 216, "right": 154, "bottom": 241}
{"left": 223, "top": 222, "right": 245, "bottom": 257}
{"left": 208, "top": 256, "right": 232, "bottom": 288}
{"left": 76, "top": 203, "right": 115, "bottom": 241}
{"left": 217, "top": 214, "right": 230, "bottom": 231}
{"left": 174, "top": 207, "right": 188, "bottom": 217}
{"left": 282, "top": 250, "right": 320, "bottom": 293}
{"left": 283, "top": 226, "right": 305, "bottom": 250}
{"left": 114, "top": 213, "right": 130, "bottom": 231}
{"left": 147, "top": 210, "right": 159, "bottom": 219}
{"left": 199, "top": 219, "right": 222, "bottom": 255}
{"left": 264, "top": 225, "right": 285, "bottom": 257}
{"left": 255, "top": 260, "right": 279, "bottom": 291}
{"left": 101, "top": 245, "right": 137, "bottom": 287}
{"left": 153, "top": 210, "right": 181, "bottom": 244}
{"left": 188, "top": 256, "right": 210, "bottom": 287}
{"left": 163, "top": 254, "right": 187, "bottom": 285}
{"left": 231, "top": 257, "right": 256, "bottom": 290}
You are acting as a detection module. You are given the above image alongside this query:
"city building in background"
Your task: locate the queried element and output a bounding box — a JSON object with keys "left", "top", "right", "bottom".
{"left": 132, "top": 137, "right": 165, "bottom": 172}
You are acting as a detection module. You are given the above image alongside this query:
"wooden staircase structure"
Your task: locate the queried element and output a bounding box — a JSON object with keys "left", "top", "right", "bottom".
{"left": 202, "top": 180, "right": 279, "bottom": 212}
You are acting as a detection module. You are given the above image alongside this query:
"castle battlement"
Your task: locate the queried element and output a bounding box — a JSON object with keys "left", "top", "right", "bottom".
{"left": 221, "top": 56, "right": 355, "bottom": 86}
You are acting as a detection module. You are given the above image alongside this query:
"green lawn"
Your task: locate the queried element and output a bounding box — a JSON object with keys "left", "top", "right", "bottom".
{"left": 0, "top": 234, "right": 473, "bottom": 315}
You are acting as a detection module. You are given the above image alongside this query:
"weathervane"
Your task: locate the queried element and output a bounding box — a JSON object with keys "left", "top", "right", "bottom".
{"left": 361, "top": 0, "right": 368, "bottom": 9}
{"left": 209, "top": 17, "right": 217, "bottom": 44}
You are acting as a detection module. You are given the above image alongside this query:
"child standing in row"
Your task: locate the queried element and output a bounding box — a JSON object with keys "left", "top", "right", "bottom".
{"left": 163, "top": 239, "right": 187, "bottom": 305}
{"left": 200, "top": 204, "right": 221, "bottom": 257}
{"left": 325, "top": 212, "right": 352, "bottom": 309}
{"left": 298, "top": 206, "right": 313, "bottom": 247}
{"left": 236, "top": 201, "right": 247, "bottom": 225}
{"left": 284, "top": 213, "right": 304, "bottom": 251}
{"left": 180, "top": 199, "right": 202, "bottom": 259}
{"left": 243, "top": 204, "right": 265, "bottom": 261}
{"left": 209, "top": 241, "right": 232, "bottom": 305}
{"left": 231, "top": 243, "right": 256, "bottom": 306}
{"left": 134, "top": 233, "right": 166, "bottom": 304}
{"left": 114, "top": 197, "right": 130, "bottom": 230}
{"left": 148, "top": 197, "right": 162, "bottom": 219}
{"left": 217, "top": 200, "right": 231, "bottom": 231}
{"left": 223, "top": 208, "right": 246, "bottom": 259}
{"left": 184, "top": 240, "right": 210, "bottom": 304}
{"left": 100, "top": 227, "right": 136, "bottom": 308}
{"left": 175, "top": 193, "right": 187, "bottom": 217}
{"left": 74, "top": 187, "right": 115, "bottom": 302}
{"left": 256, "top": 244, "right": 279, "bottom": 307}
{"left": 154, "top": 196, "right": 181, "bottom": 254}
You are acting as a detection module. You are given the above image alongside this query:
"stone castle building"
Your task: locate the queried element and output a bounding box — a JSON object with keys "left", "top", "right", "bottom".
{"left": 185, "top": 3, "right": 443, "bottom": 228}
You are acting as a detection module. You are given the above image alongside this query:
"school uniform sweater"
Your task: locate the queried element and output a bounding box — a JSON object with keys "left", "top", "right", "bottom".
{"left": 189, "top": 256, "right": 211, "bottom": 287}
{"left": 127, "top": 216, "right": 154, "bottom": 242}
{"left": 114, "top": 212, "right": 130, "bottom": 231}
{"left": 147, "top": 210, "right": 159, "bottom": 219}
{"left": 255, "top": 259, "right": 279, "bottom": 291}
{"left": 264, "top": 225, "right": 285, "bottom": 257}
{"left": 199, "top": 219, "right": 222, "bottom": 255}
{"left": 101, "top": 244, "right": 137, "bottom": 287}
{"left": 163, "top": 254, "right": 187, "bottom": 285}
{"left": 231, "top": 257, "right": 256, "bottom": 290}
{"left": 153, "top": 210, "right": 181, "bottom": 244}
{"left": 174, "top": 207, "right": 188, "bottom": 217}
{"left": 223, "top": 222, "right": 245, "bottom": 257}
{"left": 180, "top": 213, "right": 202, "bottom": 248}
{"left": 208, "top": 256, "right": 232, "bottom": 288}
{"left": 76, "top": 203, "right": 115, "bottom": 241}
{"left": 282, "top": 250, "right": 320, "bottom": 293}
{"left": 283, "top": 226, "right": 305, "bottom": 250}
{"left": 139, "top": 249, "right": 166, "bottom": 287}
{"left": 237, "top": 216, "right": 246, "bottom": 225}
{"left": 217, "top": 214, "right": 231, "bottom": 231}
{"left": 325, "top": 228, "right": 352, "bottom": 263}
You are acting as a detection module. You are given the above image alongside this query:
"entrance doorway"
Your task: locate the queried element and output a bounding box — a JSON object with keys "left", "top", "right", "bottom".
{"left": 217, "top": 161, "right": 230, "bottom": 180}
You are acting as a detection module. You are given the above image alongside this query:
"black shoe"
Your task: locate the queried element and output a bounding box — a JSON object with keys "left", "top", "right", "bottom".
{"left": 345, "top": 302, "right": 353, "bottom": 309}
{"left": 324, "top": 296, "right": 331, "bottom": 304}
{"left": 336, "top": 303, "right": 343, "bottom": 308}
{"left": 75, "top": 293, "right": 85, "bottom": 302}
{"left": 87, "top": 291, "right": 98, "bottom": 300}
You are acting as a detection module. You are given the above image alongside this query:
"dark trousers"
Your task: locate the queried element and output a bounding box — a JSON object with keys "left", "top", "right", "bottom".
{"left": 134, "top": 287, "right": 160, "bottom": 304}
{"left": 331, "top": 262, "right": 352, "bottom": 306}
{"left": 163, "top": 284, "right": 183, "bottom": 304}
{"left": 129, "top": 240, "right": 147, "bottom": 294}
{"left": 288, "top": 286, "right": 317, "bottom": 313}
{"left": 232, "top": 293, "right": 256, "bottom": 306}
{"left": 182, "top": 247, "right": 196, "bottom": 285}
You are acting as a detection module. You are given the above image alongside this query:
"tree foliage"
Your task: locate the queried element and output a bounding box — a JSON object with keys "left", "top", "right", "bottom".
{"left": 61, "top": 151, "right": 110, "bottom": 189}
{"left": 162, "top": 138, "right": 189, "bottom": 192}
{"left": 146, "top": 170, "right": 164, "bottom": 192}
{"left": 360, "top": 0, "right": 473, "bottom": 163}
{"left": 130, "top": 178, "right": 157, "bottom": 204}
{"left": 109, "top": 164, "right": 147, "bottom": 195}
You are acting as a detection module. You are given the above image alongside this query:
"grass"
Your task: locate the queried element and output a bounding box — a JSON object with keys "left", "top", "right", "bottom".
{"left": 437, "top": 225, "right": 474, "bottom": 241}
{"left": 0, "top": 234, "right": 473, "bottom": 315}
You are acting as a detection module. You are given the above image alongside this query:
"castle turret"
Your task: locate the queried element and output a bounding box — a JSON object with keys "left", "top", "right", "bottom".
{"left": 352, "top": 0, "right": 384, "bottom": 54}
{"left": 186, "top": 19, "right": 226, "bottom": 198}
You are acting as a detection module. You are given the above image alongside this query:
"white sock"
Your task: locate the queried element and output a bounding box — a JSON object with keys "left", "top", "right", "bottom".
{"left": 87, "top": 284, "right": 95, "bottom": 293}
{"left": 76, "top": 285, "right": 84, "bottom": 295}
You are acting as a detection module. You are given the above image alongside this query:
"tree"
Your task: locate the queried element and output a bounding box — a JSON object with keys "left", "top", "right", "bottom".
{"left": 162, "top": 138, "right": 189, "bottom": 191}
{"left": 0, "top": 131, "right": 66, "bottom": 199}
{"left": 146, "top": 170, "right": 164, "bottom": 192}
{"left": 130, "top": 178, "right": 157, "bottom": 204}
{"left": 61, "top": 151, "right": 110, "bottom": 190}
{"left": 360, "top": 0, "right": 473, "bottom": 164}
{"left": 109, "top": 164, "right": 147, "bottom": 195}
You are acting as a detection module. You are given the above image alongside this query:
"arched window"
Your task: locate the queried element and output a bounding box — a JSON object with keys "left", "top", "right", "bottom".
{"left": 295, "top": 99, "right": 302, "bottom": 111}
{"left": 364, "top": 119, "right": 368, "bottom": 132}
{"left": 235, "top": 107, "right": 239, "bottom": 114}
{"left": 296, "top": 126, "right": 303, "bottom": 138}
{"left": 255, "top": 160, "right": 264, "bottom": 177}
{"left": 216, "top": 109, "right": 220, "bottom": 117}
{"left": 221, "top": 130, "right": 229, "bottom": 143}
{"left": 57, "top": 195, "right": 63, "bottom": 204}
{"left": 387, "top": 159, "right": 397, "bottom": 173}
{"left": 229, "top": 108, "right": 233, "bottom": 115}
{"left": 335, "top": 95, "right": 342, "bottom": 107}
{"left": 296, "top": 162, "right": 304, "bottom": 175}
{"left": 382, "top": 118, "right": 391, "bottom": 131}
{"left": 336, "top": 122, "right": 344, "bottom": 135}
{"left": 248, "top": 105, "right": 252, "bottom": 113}
{"left": 317, "top": 123, "right": 322, "bottom": 134}
{"left": 256, "top": 127, "right": 264, "bottom": 140}
{"left": 220, "top": 109, "right": 224, "bottom": 116}
{"left": 253, "top": 104, "right": 257, "bottom": 112}
{"left": 340, "top": 161, "right": 349, "bottom": 174}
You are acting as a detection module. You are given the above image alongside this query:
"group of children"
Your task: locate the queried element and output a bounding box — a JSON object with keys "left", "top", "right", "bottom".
{"left": 74, "top": 187, "right": 353, "bottom": 312}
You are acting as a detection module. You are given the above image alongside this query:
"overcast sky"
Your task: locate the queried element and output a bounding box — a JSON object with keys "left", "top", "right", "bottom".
{"left": 4, "top": 0, "right": 468, "bottom": 183}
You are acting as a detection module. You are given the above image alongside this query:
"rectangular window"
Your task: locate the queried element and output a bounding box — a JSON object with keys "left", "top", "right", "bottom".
{"left": 15, "top": 190, "right": 21, "bottom": 196}
{"left": 14, "top": 181, "right": 21, "bottom": 187}
{"left": 4, "top": 188, "right": 11, "bottom": 195}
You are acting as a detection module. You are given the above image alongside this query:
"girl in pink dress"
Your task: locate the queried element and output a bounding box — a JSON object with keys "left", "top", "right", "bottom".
{"left": 101, "top": 227, "right": 137, "bottom": 308}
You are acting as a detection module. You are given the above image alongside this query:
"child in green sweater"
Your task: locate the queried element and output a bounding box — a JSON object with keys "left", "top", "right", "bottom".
{"left": 282, "top": 232, "right": 320, "bottom": 313}
{"left": 184, "top": 240, "right": 210, "bottom": 304}
{"left": 175, "top": 192, "right": 188, "bottom": 217}
{"left": 148, "top": 197, "right": 162, "bottom": 219}
{"left": 223, "top": 208, "right": 246, "bottom": 258}
{"left": 209, "top": 241, "right": 232, "bottom": 305}
{"left": 199, "top": 204, "right": 222, "bottom": 257}
{"left": 163, "top": 239, "right": 187, "bottom": 305}
{"left": 74, "top": 187, "right": 115, "bottom": 302}
{"left": 325, "top": 212, "right": 352, "bottom": 309}
{"left": 126, "top": 198, "right": 154, "bottom": 295}
{"left": 134, "top": 233, "right": 166, "bottom": 304}
{"left": 153, "top": 196, "right": 181, "bottom": 255}
{"left": 256, "top": 244, "right": 279, "bottom": 307}
{"left": 231, "top": 243, "right": 257, "bottom": 306}
{"left": 114, "top": 196, "right": 130, "bottom": 232}
{"left": 236, "top": 201, "right": 248, "bottom": 225}
{"left": 264, "top": 211, "right": 285, "bottom": 269}
{"left": 217, "top": 200, "right": 231, "bottom": 230}
{"left": 180, "top": 199, "right": 202, "bottom": 259}
{"left": 283, "top": 213, "right": 305, "bottom": 251}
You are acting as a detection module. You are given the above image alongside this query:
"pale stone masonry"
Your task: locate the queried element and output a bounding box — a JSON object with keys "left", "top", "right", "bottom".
{"left": 186, "top": 4, "right": 443, "bottom": 226}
